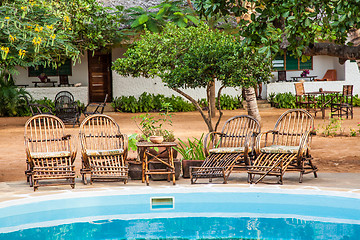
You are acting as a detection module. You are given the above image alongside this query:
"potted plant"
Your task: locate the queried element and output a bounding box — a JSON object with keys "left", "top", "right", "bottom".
{"left": 127, "top": 103, "right": 180, "bottom": 180}
{"left": 174, "top": 134, "right": 206, "bottom": 178}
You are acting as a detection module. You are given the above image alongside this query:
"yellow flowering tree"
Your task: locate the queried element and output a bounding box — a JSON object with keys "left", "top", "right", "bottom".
{"left": 0, "top": 0, "right": 124, "bottom": 74}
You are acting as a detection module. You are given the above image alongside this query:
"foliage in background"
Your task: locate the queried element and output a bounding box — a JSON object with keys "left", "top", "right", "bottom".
{"left": 192, "top": 0, "right": 360, "bottom": 61}
{"left": 174, "top": 134, "right": 206, "bottom": 161}
{"left": 124, "top": 0, "right": 199, "bottom": 33}
{"left": 111, "top": 92, "right": 196, "bottom": 113}
{"left": 0, "top": 0, "right": 125, "bottom": 74}
{"left": 268, "top": 92, "right": 296, "bottom": 109}
{"left": 268, "top": 92, "right": 360, "bottom": 109}
{"left": 0, "top": 74, "right": 30, "bottom": 117}
{"left": 112, "top": 93, "right": 243, "bottom": 113}
{"left": 321, "top": 117, "right": 344, "bottom": 137}
{"left": 113, "top": 22, "right": 272, "bottom": 132}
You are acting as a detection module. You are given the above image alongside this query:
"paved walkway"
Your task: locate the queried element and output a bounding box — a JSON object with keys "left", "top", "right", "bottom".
{"left": 1, "top": 172, "right": 360, "bottom": 203}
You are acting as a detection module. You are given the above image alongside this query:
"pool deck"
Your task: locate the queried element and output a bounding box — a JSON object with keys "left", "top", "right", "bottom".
{"left": 1, "top": 172, "right": 360, "bottom": 203}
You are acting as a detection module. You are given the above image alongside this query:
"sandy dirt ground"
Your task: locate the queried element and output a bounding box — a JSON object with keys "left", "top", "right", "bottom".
{"left": 0, "top": 108, "right": 359, "bottom": 182}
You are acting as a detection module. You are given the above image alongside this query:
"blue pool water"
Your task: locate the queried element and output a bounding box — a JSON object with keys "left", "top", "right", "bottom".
{"left": 0, "top": 188, "right": 360, "bottom": 239}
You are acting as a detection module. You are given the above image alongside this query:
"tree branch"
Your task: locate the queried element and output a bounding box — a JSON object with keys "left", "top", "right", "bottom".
{"left": 304, "top": 42, "right": 360, "bottom": 62}
{"left": 214, "top": 85, "right": 225, "bottom": 132}
{"left": 171, "top": 87, "right": 214, "bottom": 132}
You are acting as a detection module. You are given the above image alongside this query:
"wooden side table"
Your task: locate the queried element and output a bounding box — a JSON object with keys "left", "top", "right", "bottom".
{"left": 136, "top": 141, "right": 177, "bottom": 186}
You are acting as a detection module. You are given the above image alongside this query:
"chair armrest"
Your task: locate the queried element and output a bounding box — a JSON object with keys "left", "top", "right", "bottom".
{"left": 204, "top": 131, "right": 224, "bottom": 156}
{"left": 298, "top": 131, "right": 311, "bottom": 158}
{"left": 254, "top": 130, "right": 277, "bottom": 155}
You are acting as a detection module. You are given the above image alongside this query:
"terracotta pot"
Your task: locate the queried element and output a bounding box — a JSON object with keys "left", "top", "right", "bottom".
{"left": 182, "top": 159, "right": 205, "bottom": 178}
{"left": 149, "top": 159, "right": 181, "bottom": 180}
{"left": 150, "top": 136, "right": 163, "bottom": 144}
{"left": 127, "top": 160, "right": 142, "bottom": 180}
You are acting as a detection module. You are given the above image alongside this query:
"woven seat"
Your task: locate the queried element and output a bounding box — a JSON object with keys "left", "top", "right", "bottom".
{"left": 86, "top": 149, "right": 124, "bottom": 157}
{"left": 248, "top": 109, "right": 317, "bottom": 184}
{"left": 190, "top": 115, "right": 260, "bottom": 184}
{"left": 260, "top": 145, "right": 299, "bottom": 154}
{"left": 79, "top": 114, "right": 128, "bottom": 184}
{"left": 209, "top": 147, "right": 251, "bottom": 154}
{"left": 24, "top": 115, "right": 76, "bottom": 191}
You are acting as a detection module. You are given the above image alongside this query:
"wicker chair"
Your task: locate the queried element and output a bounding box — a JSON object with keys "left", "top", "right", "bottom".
{"left": 24, "top": 114, "right": 76, "bottom": 191}
{"left": 83, "top": 94, "right": 108, "bottom": 117}
{"left": 190, "top": 115, "right": 261, "bottom": 184}
{"left": 248, "top": 109, "right": 317, "bottom": 184}
{"left": 331, "top": 85, "right": 354, "bottom": 119}
{"left": 54, "top": 91, "right": 80, "bottom": 127}
{"left": 79, "top": 114, "right": 128, "bottom": 184}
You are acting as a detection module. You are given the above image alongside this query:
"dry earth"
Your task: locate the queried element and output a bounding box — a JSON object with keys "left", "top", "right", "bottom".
{"left": 0, "top": 108, "right": 359, "bottom": 182}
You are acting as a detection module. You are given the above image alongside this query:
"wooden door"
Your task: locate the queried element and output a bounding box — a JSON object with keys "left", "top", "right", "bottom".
{"left": 88, "top": 51, "right": 112, "bottom": 102}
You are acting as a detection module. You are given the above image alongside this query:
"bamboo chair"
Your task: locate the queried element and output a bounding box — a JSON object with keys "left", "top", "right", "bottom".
{"left": 190, "top": 115, "right": 261, "bottom": 184}
{"left": 331, "top": 85, "right": 354, "bottom": 119}
{"left": 248, "top": 109, "right": 317, "bottom": 184}
{"left": 24, "top": 114, "right": 76, "bottom": 191}
{"left": 79, "top": 114, "right": 128, "bottom": 184}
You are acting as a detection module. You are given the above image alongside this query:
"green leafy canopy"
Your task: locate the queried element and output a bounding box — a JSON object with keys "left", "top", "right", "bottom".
{"left": 112, "top": 22, "right": 272, "bottom": 89}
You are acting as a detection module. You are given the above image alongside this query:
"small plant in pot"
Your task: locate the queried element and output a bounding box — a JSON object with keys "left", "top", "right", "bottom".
{"left": 174, "top": 134, "right": 206, "bottom": 178}
{"left": 128, "top": 103, "right": 180, "bottom": 180}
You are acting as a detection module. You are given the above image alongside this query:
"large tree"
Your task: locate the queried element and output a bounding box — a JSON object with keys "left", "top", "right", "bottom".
{"left": 192, "top": 0, "right": 360, "bottom": 64}
{"left": 113, "top": 23, "right": 271, "bottom": 131}
{"left": 0, "top": 0, "right": 124, "bottom": 74}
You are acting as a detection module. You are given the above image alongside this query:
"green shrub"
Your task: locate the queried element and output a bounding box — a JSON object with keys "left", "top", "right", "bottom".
{"left": 174, "top": 134, "right": 206, "bottom": 160}
{"left": 270, "top": 92, "right": 296, "bottom": 108}
{"left": 112, "top": 93, "right": 243, "bottom": 113}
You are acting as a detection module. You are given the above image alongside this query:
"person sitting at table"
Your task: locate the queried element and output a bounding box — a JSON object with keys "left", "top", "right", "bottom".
{"left": 38, "top": 73, "right": 50, "bottom": 83}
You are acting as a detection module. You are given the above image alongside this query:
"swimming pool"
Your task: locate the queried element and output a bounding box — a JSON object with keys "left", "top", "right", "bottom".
{"left": 0, "top": 186, "right": 360, "bottom": 239}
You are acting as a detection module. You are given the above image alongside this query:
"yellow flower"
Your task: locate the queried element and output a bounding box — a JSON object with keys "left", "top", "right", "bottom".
{"left": 64, "top": 16, "right": 70, "bottom": 22}
{"left": 46, "top": 25, "right": 53, "bottom": 30}
{"left": 50, "top": 34, "right": 56, "bottom": 39}
{"left": 1, "top": 46, "right": 9, "bottom": 53}
{"left": 21, "top": 6, "right": 27, "bottom": 11}
{"left": 5, "top": 17, "right": 9, "bottom": 20}
{"left": 9, "top": 35, "right": 16, "bottom": 42}
{"left": 32, "top": 37, "right": 42, "bottom": 45}
{"left": 35, "top": 25, "right": 43, "bottom": 32}
{"left": 68, "top": 27, "right": 72, "bottom": 30}
{"left": 18, "top": 49, "right": 26, "bottom": 58}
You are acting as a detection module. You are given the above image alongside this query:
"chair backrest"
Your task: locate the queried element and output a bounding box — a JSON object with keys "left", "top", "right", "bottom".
{"left": 343, "top": 85, "right": 353, "bottom": 96}
{"left": 294, "top": 82, "right": 305, "bottom": 96}
{"left": 59, "top": 75, "right": 69, "bottom": 86}
{"left": 24, "top": 115, "right": 70, "bottom": 153}
{"left": 272, "top": 109, "right": 314, "bottom": 147}
{"left": 218, "top": 115, "right": 261, "bottom": 148}
{"left": 322, "top": 69, "right": 337, "bottom": 81}
{"left": 55, "top": 91, "right": 74, "bottom": 102}
{"left": 278, "top": 70, "right": 286, "bottom": 82}
{"left": 79, "top": 114, "right": 124, "bottom": 151}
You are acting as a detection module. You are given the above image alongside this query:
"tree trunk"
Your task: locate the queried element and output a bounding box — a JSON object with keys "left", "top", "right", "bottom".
{"left": 348, "top": 29, "right": 360, "bottom": 70}
{"left": 244, "top": 87, "right": 261, "bottom": 122}
{"left": 209, "top": 81, "right": 216, "bottom": 118}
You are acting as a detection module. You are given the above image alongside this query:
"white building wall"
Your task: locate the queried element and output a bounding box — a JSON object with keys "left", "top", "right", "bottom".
{"left": 12, "top": 53, "right": 89, "bottom": 103}
{"left": 267, "top": 56, "right": 359, "bottom": 97}
{"left": 13, "top": 52, "right": 89, "bottom": 87}
{"left": 111, "top": 48, "right": 242, "bottom": 100}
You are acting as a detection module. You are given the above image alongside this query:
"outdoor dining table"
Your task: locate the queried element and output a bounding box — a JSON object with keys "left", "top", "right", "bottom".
{"left": 291, "top": 76, "right": 318, "bottom": 82}
{"left": 136, "top": 141, "right": 177, "bottom": 186}
{"left": 306, "top": 90, "right": 340, "bottom": 119}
